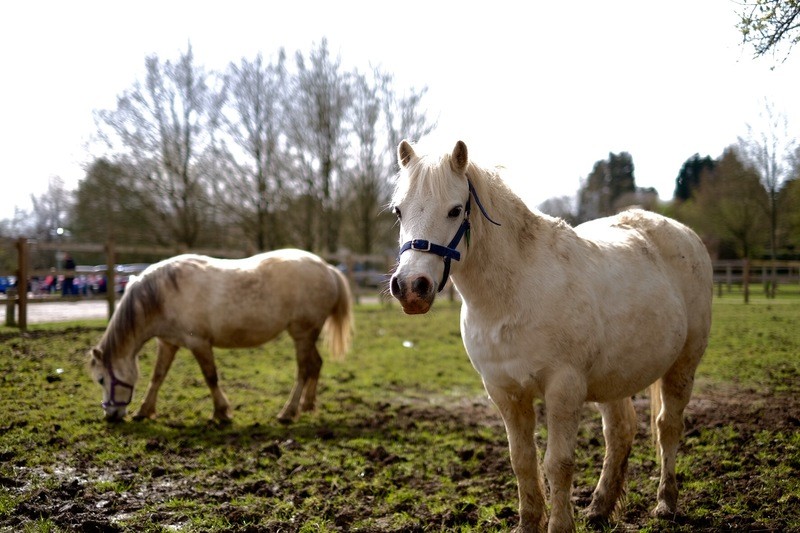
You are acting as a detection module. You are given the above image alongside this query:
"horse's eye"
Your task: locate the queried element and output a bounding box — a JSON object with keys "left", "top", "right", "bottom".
{"left": 393, "top": 206, "right": 402, "bottom": 220}
{"left": 448, "top": 206, "right": 462, "bottom": 219}
{"left": 98, "top": 377, "right": 104, "bottom": 386}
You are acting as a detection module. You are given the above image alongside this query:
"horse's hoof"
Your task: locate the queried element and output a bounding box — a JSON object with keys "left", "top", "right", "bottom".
{"left": 583, "top": 510, "right": 610, "bottom": 529}
{"left": 583, "top": 502, "right": 612, "bottom": 528}
{"left": 277, "top": 416, "right": 295, "bottom": 425}
{"left": 651, "top": 502, "right": 678, "bottom": 519}
{"left": 513, "top": 512, "right": 547, "bottom": 533}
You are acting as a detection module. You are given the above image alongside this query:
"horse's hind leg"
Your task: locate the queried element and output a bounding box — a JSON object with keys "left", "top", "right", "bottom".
{"left": 278, "top": 325, "right": 322, "bottom": 424}
{"left": 134, "top": 339, "right": 179, "bottom": 420}
{"left": 190, "top": 345, "right": 233, "bottom": 422}
{"left": 585, "top": 397, "right": 637, "bottom": 523}
{"left": 653, "top": 350, "right": 703, "bottom": 518}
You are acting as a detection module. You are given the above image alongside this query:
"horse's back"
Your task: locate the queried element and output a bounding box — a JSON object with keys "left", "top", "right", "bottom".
{"left": 150, "top": 250, "right": 345, "bottom": 348}
{"left": 577, "top": 208, "right": 712, "bottom": 333}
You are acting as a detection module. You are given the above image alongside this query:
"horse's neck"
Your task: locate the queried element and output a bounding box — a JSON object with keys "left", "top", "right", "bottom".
{"left": 453, "top": 176, "right": 557, "bottom": 310}
{"left": 100, "top": 300, "right": 152, "bottom": 366}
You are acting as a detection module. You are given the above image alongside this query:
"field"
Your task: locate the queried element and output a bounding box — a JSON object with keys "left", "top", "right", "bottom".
{"left": 1, "top": 296, "right": 799, "bottom": 532}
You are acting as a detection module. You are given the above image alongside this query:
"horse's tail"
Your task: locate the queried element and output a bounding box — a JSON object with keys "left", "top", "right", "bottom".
{"left": 650, "top": 380, "right": 662, "bottom": 462}
{"left": 324, "top": 266, "right": 353, "bottom": 361}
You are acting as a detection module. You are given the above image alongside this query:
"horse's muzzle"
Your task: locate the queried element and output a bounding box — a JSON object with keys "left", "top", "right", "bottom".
{"left": 390, "top": 273, "right": 435, "bottom": 314}
{"left": 103, "top": 405, "right": 128, "bottom": 423}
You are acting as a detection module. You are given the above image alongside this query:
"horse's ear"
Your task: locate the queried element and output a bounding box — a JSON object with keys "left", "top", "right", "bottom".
{"left": 398, "top": 140, "right": 416, "bottom": 168}
{"left": 450, "top": 140, "right": 468, "bottom": 174}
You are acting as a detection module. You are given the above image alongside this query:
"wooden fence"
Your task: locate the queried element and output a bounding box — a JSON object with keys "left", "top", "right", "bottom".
{"left": 712, "top": 259, "right": 800, "bottom": 297}
{"left": 3, "top": 238, "right": 395, "bottom": 331}
{"left": 4, "top": 238, "right": 799, "bottom": 330}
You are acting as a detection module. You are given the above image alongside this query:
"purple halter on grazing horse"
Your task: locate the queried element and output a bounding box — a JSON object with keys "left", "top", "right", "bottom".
{"left": 390, "top": 139, "right": 712, "bottom": 532}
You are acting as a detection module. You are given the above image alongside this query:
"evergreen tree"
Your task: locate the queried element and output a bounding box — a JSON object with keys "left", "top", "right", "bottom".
{"left": 674, "top": 154, "right": 716, "bottom": 201}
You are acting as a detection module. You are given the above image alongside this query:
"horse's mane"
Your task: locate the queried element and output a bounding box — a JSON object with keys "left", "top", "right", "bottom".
{"left": 392, "top": 152, "right": 455, "bottom": 202}
{"left": 465, "top": 159, "right": 573, "bottom": 252}
{"left": 96, "top": 262, "right": 179, "bottom": 365}
{"left": 393, "top": 143, "right": 573, "bottom": 255}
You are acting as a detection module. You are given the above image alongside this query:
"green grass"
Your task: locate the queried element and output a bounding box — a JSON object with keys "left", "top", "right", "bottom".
{"left": 0, "top": 298, "right": 798, "bottom": 531}
{"left": 700, "top": 295, "right": 800, "bottom": 393}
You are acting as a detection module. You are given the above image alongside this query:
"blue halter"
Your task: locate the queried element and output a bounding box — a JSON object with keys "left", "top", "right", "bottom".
{"left": 399, "top": 180, "right": 501, "bottom": 292}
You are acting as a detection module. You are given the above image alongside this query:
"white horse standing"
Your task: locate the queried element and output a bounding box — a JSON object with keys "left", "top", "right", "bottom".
{"left": 88, "top": 249, "right": 352, "bottom": 424}
{"left": 390, "top": 140, "right": 712, "bottom": 532}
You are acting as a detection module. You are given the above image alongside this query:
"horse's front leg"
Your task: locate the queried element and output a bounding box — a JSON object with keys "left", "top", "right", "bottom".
{"left": 134, "top": 339, "right": 179, "bottom": 420}
{"left": 484, "top": 382, "right": 547, "bottom": 533}
{"left": 190, "top": 345, "right": 232, "bottom": 422}
{"left": 543, "top": 373, "right": 585, "bottom": 532}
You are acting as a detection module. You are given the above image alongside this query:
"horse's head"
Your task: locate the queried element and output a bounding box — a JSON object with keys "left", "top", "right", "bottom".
{"left": 390, "top": 139, "right": 472, "bottom": 314}
{"left": 87, "top": 345, "right": 138, "bottom": 422}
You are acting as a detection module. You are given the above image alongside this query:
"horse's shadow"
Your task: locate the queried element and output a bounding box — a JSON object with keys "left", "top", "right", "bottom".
{"left": 101, "top": 396, "right": 474, "bottom": 450}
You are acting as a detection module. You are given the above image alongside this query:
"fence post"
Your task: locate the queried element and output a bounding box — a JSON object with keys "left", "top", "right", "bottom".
{"left": 16, "top": 237, "right": 29, "bottom": 332}
{"left": 105, "top": 239, "right": 116, "bottom": 319}
{"left": 344, "top": 253, "right": 359, "bottom": 305}
{"left": 743, "top": 258, "right": 750, "bottom": 304}
{"left": 5, "top": 288, "right": 16, "bottom": 327}
{"left": 725, "top": 264, "right": 732, "bottom": 293}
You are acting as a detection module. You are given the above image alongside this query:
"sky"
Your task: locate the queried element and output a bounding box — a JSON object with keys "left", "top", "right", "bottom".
{"left": 2, "top": 0, "right": 799, "bottom": 221}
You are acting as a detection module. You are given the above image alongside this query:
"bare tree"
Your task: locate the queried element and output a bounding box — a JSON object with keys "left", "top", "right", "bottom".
{"left": 222, "top": 51, "right": 289, "bottom": 251}
{"left": 346, "top": 69, "right": 383, "bottom": 254}
{"left": 738, "top": 100, "right": 798, "bottom": 296}
{"left": 95, "top": 44, "right": 225, "bottom": 248}
{"left": 285, "top": 38, "right": 352, "bottom": 253}
{"left": 340, "top": 68, "right": 435, "bottom": 254}
{"left": 30, "top": 176, "right": 73, "bottom": 242}
{"left": 738, "top": 0, "right": 800, "bottom": 60}
{"left": 381, "top": 79, "right": 436, "bottom": 170}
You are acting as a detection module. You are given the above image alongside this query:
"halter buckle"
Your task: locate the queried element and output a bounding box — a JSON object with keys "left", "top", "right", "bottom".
{"left": 410, "top": 239, "right": 431, "bottom": 252}
{"left": 397, "top": 179, "right": 501, "bottom": 293}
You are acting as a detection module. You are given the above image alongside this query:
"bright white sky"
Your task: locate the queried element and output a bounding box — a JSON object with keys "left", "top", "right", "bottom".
{"left": 2, "top": 0, "right": 798, "bottom": 221}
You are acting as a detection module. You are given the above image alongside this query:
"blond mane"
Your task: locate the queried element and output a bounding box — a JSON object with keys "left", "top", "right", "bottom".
{"left": 94, "top": 264, "right": 178, "bottom": 365}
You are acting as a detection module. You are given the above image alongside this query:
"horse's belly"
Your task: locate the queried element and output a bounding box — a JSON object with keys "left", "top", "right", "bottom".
{"left": 585, "top": 319, "right": 687, "bottom": 401}
{"left": 210, "top": 319, "right": 287, "bottom": 348}
{"left": 462, "top": 296, "right": 688, "bottom": 402}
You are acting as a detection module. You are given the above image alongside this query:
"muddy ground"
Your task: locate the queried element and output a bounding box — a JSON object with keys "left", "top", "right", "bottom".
{"left": 2, "top": 384, "right": 798, "bottom": 532}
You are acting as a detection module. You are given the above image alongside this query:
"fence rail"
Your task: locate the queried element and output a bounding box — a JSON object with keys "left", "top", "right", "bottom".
{"left": 4, "top": 238, "right": 799, "bottom": 330}
{"left": 3, "top": 238, "right": 395, "bottom": 331}
{"left": 712, "top": 259, "right": 800, "bottom": 295}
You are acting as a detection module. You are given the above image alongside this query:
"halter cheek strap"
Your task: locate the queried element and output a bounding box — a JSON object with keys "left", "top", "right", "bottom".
{"left": 399, "top": 180, "right": 500, "bottom": 292}
{"left": 102, "top": 363, "right": 135, "bottom": 409}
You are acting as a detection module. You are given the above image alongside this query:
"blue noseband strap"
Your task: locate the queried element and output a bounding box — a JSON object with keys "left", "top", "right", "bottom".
{"left": 399, "top": 180, "right": 500, "bottom": 292}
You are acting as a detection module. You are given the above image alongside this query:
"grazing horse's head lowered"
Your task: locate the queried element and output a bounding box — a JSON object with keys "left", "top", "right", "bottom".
{"left": 87, "top": 273, "right": 155, "bottom": 421}
{"left": 88, "top": 347, "right": 137, "bottom": 422}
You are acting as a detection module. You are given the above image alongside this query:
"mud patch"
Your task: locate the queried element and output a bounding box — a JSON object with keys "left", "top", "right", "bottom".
{"left": 2, "top": 387, "right": 798, "bottom": 532}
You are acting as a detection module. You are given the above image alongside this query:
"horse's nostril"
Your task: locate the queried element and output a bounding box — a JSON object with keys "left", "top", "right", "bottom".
{"left": 390, "top": 275, "right": 402, "bottom": 297}
{"left": 411, "top": 276, "right": 431, "bottom": 296}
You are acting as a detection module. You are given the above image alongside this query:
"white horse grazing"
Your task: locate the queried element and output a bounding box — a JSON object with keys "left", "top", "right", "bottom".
{"left": 88, "top": 249, "right": 353, "bottom": 424}
{"left": 390, "top": 140, "right": 712, "bottom": 532}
